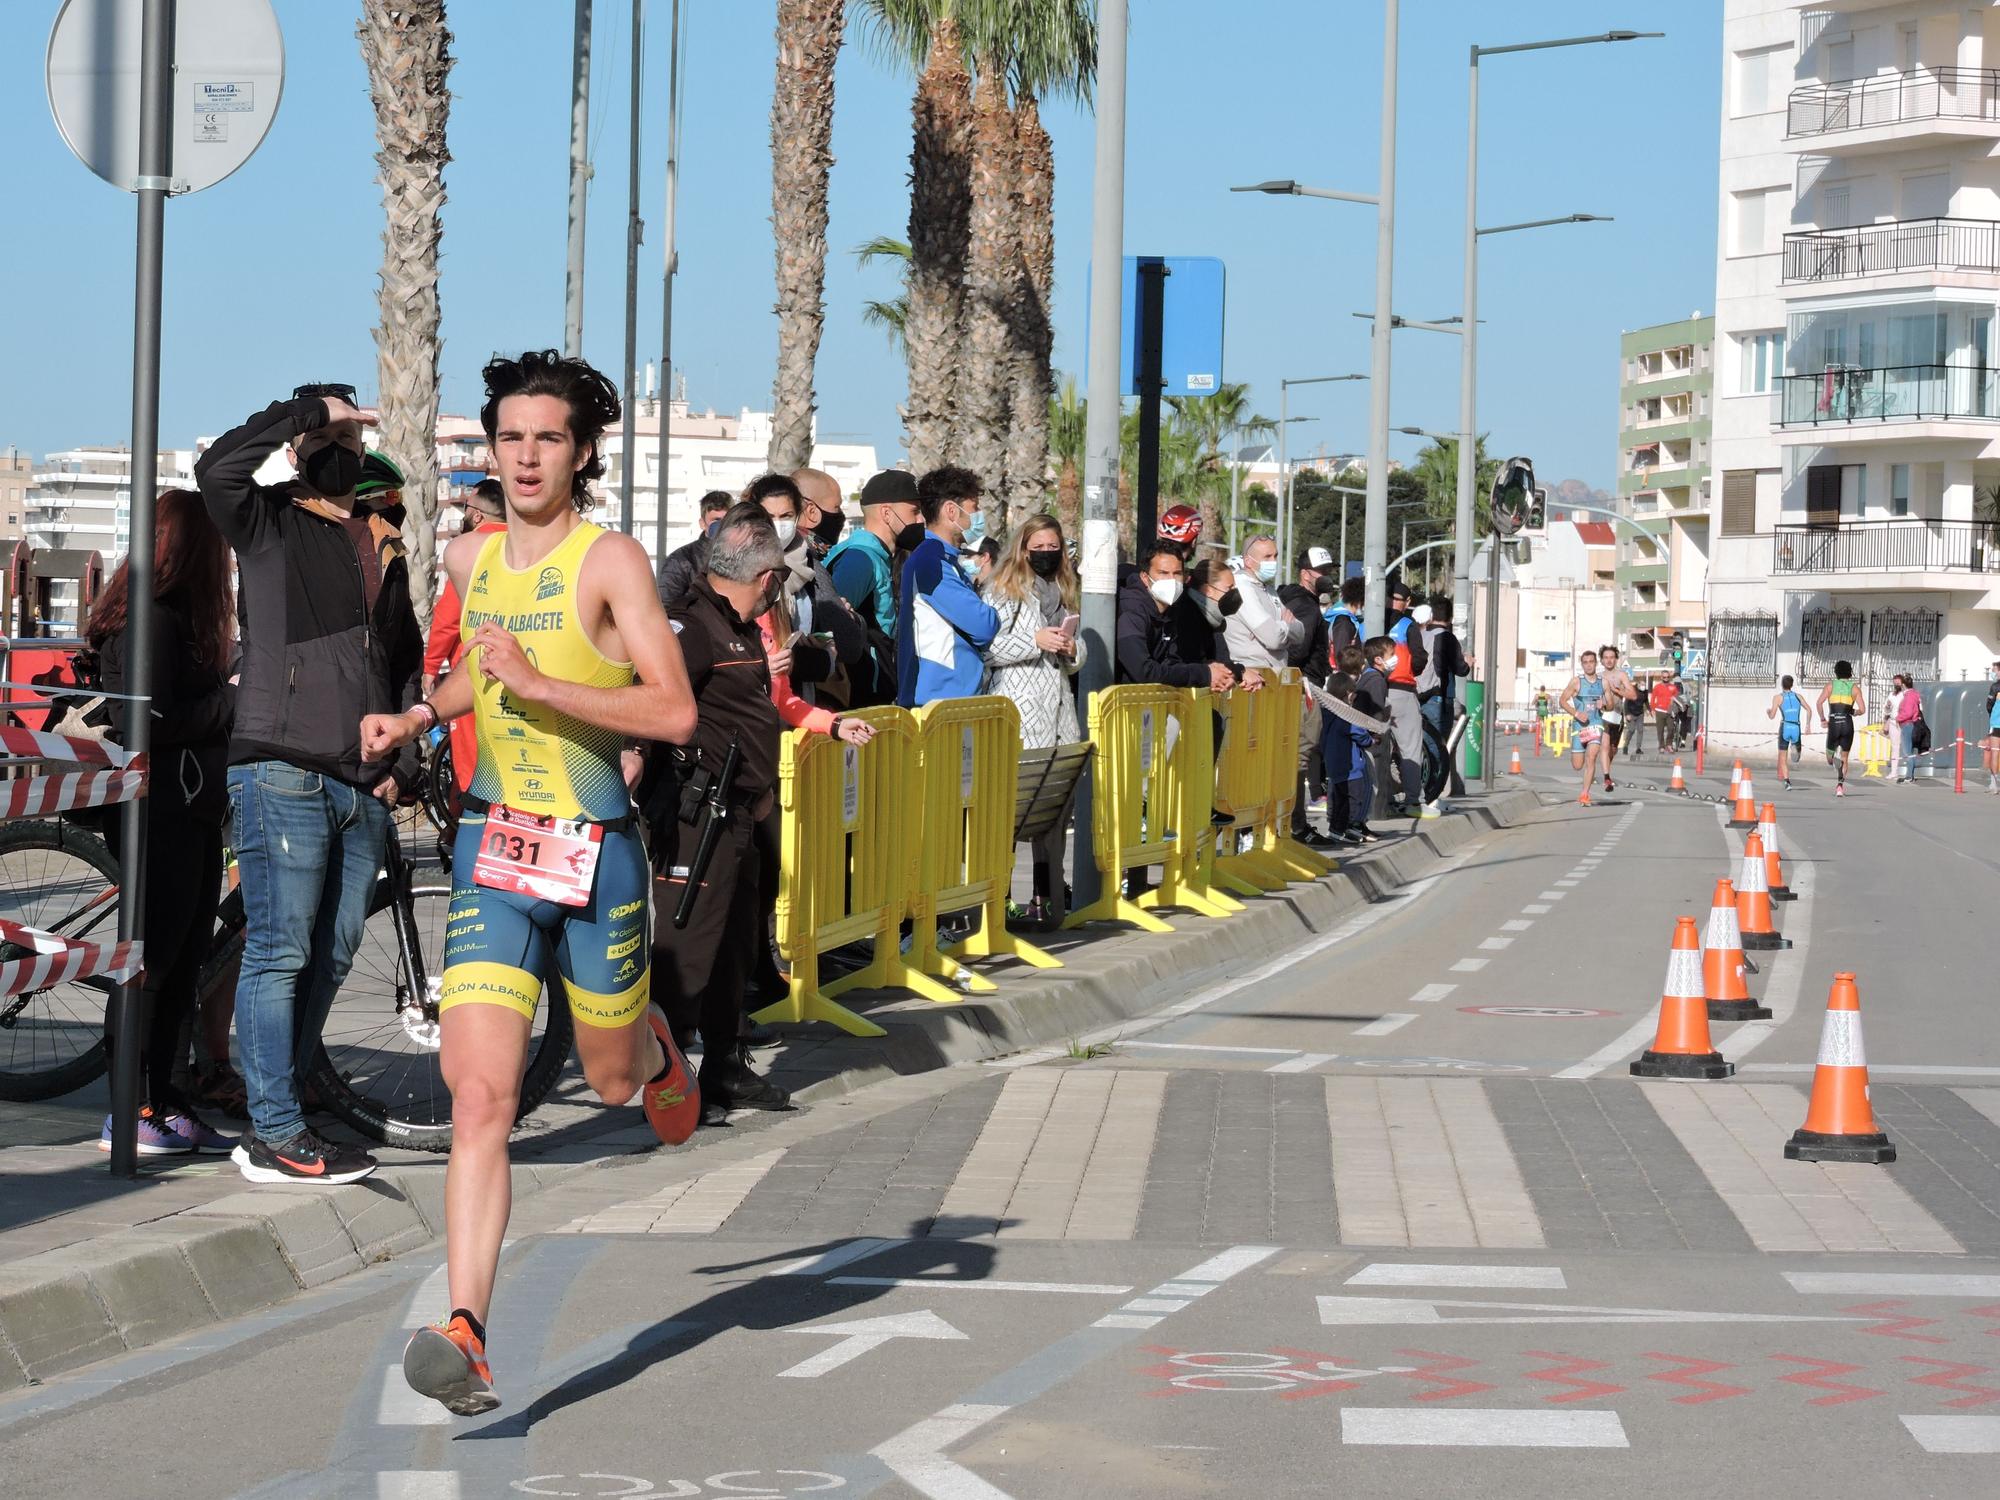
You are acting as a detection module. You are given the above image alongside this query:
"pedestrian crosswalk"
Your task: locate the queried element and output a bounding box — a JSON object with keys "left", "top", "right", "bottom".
{"left": 558, "top": 1067, "right": 2000, "bottom": 1256}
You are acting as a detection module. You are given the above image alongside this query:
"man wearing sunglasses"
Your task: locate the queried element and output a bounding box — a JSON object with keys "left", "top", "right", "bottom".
{"left": 195, "top": 382, "right": 426, "bottom": 1185}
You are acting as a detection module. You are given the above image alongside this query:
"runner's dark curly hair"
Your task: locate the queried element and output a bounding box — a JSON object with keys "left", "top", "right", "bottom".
{"left": 479, "top": 350, "right": 622, "bottom": 512}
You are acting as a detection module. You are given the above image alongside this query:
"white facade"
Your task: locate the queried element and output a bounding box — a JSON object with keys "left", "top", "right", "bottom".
{"left": 1709, "top": 0, "right": 2000, "bottom": 755}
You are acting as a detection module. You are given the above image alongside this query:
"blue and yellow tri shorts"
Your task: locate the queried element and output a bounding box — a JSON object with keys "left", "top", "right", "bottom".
{"left": 439, "top": 812, "right": 651, "bottom": 1028}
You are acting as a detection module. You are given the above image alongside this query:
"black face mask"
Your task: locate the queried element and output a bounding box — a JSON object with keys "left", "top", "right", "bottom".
{"left": 811, "top": 510, "right": 846, "bottom": 548}
{"left": 894, "top": 520, "right": 926, "bottom": 551}
{"left": 1028, "top": 551, "right": 1062, "bottom": 579}
{"left": 302, "top": 443, "right": 362, "bottom": 498}
{"left": 1218, "top": 588, "right": 1244, "bottom": 617}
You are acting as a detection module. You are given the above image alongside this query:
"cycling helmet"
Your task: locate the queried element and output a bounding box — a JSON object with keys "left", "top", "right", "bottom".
{"left": 1158, "top": 504, "right": 1202, "bottom": 544}
{"left": 354, "top": 449, "right": 406, "bottom": 499}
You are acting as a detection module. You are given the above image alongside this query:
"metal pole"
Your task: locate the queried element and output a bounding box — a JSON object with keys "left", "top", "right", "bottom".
{"left": 1073, "top": 0, "right": 1127, "bottom": 916}
{"left": 655, "top": 0, "right": 682, "bottom": 568}
{"left": 564, "top": 0, "right": 593, "bottom": 358}
{"left": 1228, "top": 456, "right": 1241, "bottom": 557}
{"left": 1362, "top": 0, "right": 1399, "bottom": 636}
{"left": 1482, "top": 527, "right": 1501, "bottom": 790}
{"left": 1340, "top": 490, "right": 1350, "bottom": 577}
{"left": 109, "top": 0, "right": 175, "bottom": 1179}
{"left": 618, "top": 0, "right": 643, "bottom": 535}
{"left": 1278, "top": 382, "right": 1289, "bottom": 570}
{"left": 1134, "top": 258, "right": 1166, "bottom": 546}
{"left": 1454, "top": 46, "right": 1478, "bottom": 649}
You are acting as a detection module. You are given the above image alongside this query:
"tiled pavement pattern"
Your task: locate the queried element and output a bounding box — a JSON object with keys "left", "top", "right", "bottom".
{"left": 561, "top": 1068, "right": 2000, "bottom": 1255}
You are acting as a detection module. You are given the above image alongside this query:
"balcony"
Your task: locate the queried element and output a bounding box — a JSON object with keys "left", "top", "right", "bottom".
{"left": 1772, "top": 519, "right": 2000, "bottom": 577}
{"left": 1774, "top": 364, "right": 2000, "bottom": 429}
{"left": 1781, "top": 218, "right": 2000, "bottom": 286}
{"left": 1787, "top": 67, "right": 2000, "bottom": 151}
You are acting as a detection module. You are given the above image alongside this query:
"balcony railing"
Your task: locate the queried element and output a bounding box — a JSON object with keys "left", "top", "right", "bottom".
{"left": 1780, "top": 217, "right": 2000, "bottom": 283}
{"left": 1775, "top": 363, "right": 2000, "bottom": 426}
{"left": 1772, "top": 519, "right": 2000, "bottom": 575}
{"left": 1788, "top": 66, "right": 2000, "bottom": 137}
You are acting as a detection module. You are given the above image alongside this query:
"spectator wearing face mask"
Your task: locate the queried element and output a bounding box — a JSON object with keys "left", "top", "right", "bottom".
{"left": 1224, "top": 534, "right": 1303, "bottom": 675}
{"left": 1116, "top": 545, "right": 1235, "bottom": 692}
{"left": 745, "top": 472, "right": 868, "bottom": 698}
{"left": 896, "top": 466, "right": 1000, "bottom": 709}
{"left": 1174, "top": 559, "right": 1257, "bottom": 692}
{"left": 828, "top": 469, "right": 924, "bottom": 706}
{"left": 656, "top": 488, "right": 734, "bottom": 608}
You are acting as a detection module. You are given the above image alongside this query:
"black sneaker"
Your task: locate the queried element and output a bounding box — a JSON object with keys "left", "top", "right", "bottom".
{"left": 701, "top": 1064, "right": 794, "bottom": 1113}
{"left": 231, "top": 1127, "right": 378, "bottom": 1185}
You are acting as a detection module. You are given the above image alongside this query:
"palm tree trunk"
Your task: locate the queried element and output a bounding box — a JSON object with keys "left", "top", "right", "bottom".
{"left": 1004, "top": 92, "right": 1054, "bottom": 536}
{"left": 904, "top": 16, "right": 971, "bottom": 472}
{"left": 768, "top": 0, "right": 846, "bottom": 473}
{"left": 958, "top": 66, "right": 1016, "bottom": 505}
{"left": 358, "top": 0, "right": 452, "bottom": 624}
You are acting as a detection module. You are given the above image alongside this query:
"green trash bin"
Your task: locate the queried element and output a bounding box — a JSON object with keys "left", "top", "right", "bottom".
{"left": 1463, "top": 681, "right": 1485, "bottom": 781}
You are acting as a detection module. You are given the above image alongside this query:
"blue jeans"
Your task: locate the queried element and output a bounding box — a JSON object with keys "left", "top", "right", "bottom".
{"left": 1899, "top": 721, "right": 1917, "bottom": 779}
{"left": 227, "top": 761, "right": 390, "bottom": 1144}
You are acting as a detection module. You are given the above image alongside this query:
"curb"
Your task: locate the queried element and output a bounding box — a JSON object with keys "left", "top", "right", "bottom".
{"left": 0, "top": 786, "right": 1542, "bottom": 1390}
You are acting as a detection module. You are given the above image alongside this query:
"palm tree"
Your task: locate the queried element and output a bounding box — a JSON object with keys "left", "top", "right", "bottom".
{"left": 768, "top": 0, "right": 848, "bottom": 472}
{"left": 1410, "top": 434, "right": 1499, "bottom": 533}
{"left": 1047, "top": 373, "right": 1086, "bottom": 538}
{"left": 1165, "top": 383, "right": 1276, "bottom": 469}
{"left": 358, "top": 0, "right": 452, "bottom": 623}
{"left": 854, "top": 235, "right": 911, "bottom": 353}
{"left": 955, "top": 60, "right": 1016, "bottom": 508}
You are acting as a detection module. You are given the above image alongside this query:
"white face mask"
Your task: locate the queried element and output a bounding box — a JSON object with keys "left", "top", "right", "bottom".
{"left": 773, "top": 517, "right": 798, "bottom": 548}
{"left": 1149, "top": 576, "right": 1184, "bottom": 606}
{"left": 1255, "top": 558, "right": 1278, "bottom": 585}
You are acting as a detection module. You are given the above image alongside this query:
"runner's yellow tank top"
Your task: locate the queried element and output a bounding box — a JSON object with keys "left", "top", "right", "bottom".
{"left": 460, "top": 522, "right": 633, "bottom": 822}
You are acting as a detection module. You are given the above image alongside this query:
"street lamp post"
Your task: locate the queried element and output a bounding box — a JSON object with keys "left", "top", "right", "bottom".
{"left": 1454, "top": 28, "right": 1660, "bottom": 650}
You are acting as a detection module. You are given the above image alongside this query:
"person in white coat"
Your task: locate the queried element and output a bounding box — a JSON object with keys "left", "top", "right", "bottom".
{"left": 1223, "top": 533, "right": 1305, "bottom": 674}
{"left": 981, "top": 513, "right": 1084, "bottom": 925}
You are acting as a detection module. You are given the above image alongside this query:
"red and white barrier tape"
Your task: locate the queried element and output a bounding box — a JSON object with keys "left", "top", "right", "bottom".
{"left": 0, "top": 936, "right": 141, "bottom": 999}
{"left": 0, "top": 766, "right": 148, "bottom": 819}
{"left": 0, "top": 725, "right": 141, "bottom": 769}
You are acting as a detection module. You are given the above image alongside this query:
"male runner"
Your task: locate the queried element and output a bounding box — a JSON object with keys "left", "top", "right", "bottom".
{"left": 1815, "top": 660, "right": 1864, "bottom": 797}
{"left": 1558, "top": 649, "right": 1610, "bottom": 806}
{"left": 359, "top": 350, "right": 701, "bottom": 1416}
{"left": 1598, "top": 645, "right": 1633, "bottom": 792}
{"left": 1768, "top": 673, "right": 1807, "bottom": 789}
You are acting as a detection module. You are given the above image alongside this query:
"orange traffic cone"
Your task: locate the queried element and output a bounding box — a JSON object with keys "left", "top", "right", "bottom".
{"left": 1730, "top": 769, "right": 1759, "bottom": 827}
{"left": 1731, "top": 759, "right": 1745, "bottom": 795}
{"left": 1669, "top": 758, "right": 1687, "bottom": 793}
{"left": 1759, "top": 802, "right": 1793, "bottom": 900}
{"left": 1736, "top": 832, "right": 1788, "bottom": 951}
{"left": 1704, "top": 878, "right": 1769, "bottom": 1022}
{"left": 1785, "top": 973, "right": 1895, "bottom": 1164}
{"left": 1509, "top": 747, "right": 1523, "bottom": 775}
{"left": 1632, "top": 916, "right": 1734, "bottom": 1079}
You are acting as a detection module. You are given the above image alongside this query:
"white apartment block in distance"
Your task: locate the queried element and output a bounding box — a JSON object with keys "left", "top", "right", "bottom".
{"left": 1708, "top": 0, "right": 2000, "bottom": 753}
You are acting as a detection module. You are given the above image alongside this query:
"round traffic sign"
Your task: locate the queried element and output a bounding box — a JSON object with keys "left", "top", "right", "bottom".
{"left": 47, "top": 0, "right": 285, "bottom": 196}
{"left": 1458, "top": 1005, "right": 1617, "bottom": 1019}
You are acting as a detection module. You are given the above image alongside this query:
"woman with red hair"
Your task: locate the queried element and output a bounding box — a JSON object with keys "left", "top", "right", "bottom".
{"left": 86, "top": 489, "right": 237, "bottom": 1154}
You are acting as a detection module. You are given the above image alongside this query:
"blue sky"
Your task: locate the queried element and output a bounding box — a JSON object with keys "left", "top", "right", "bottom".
{"left": 0, "top": 0, "right": 1717, "bottom": 490}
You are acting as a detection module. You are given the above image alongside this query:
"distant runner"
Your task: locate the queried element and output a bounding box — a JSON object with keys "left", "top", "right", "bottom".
{"left": 1768, "top": 674, "right": 1806, "bottom": 790}
{"left": 1815, "top": 660, "right": 1864, "bottom": 798}
{"left": 1598, "top": 646, "right": 1633, "bottom": 792}
{"left": 1558, "top": 649, "right": 1610, "bottom": 807}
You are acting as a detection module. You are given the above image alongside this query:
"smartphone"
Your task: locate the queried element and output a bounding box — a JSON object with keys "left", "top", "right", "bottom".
{"left": 1057, "top": 612, "right": 1081, "bottom": 640}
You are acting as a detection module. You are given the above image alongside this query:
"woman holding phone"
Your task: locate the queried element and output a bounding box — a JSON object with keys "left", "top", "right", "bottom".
{"left": 982, "top": 513, "right": 1084, "bottom": 926}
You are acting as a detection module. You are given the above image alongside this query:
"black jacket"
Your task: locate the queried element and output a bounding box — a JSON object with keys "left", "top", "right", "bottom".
{"left": 194, "top": 398, "right": 423, "bottom": 788}
{"left": 1115, "top": 572, "right": 1211, "bottom": 688}
{"left": 1167, "top": 593, "right": 1241, "bottom": 678}
{"left": 657, "top": 534, "right": 707, "bottom": 612}
{"left": 97, "top": 598, "right": 233, "bottom": 823}
{"left": 1278, "top": 581, "right": 1332, "bottom": 682}
{"left": 665, "top": 576, "right": 781, "bottom": 812}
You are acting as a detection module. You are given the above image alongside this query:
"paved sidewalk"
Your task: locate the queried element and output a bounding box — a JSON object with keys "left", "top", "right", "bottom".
{"left": 0, "top": 784, "right": 1543, "bottom": 1388}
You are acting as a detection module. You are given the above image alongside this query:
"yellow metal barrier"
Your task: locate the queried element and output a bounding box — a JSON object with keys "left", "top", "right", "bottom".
{"left": 754, "top": 705, "right": 945, "bottom": 1038}
{"left": 1260, "top": 670, "right": 1335, "bottom": 881}
{"left": 1543, "top": 714, "right": 1573, "bottom": 755}
{"left": 1210, "top": 685, "right": 1288, "bottom": 896}
{"left": 907, "top": 696, "right": 1061, "bottom": 993}
{"left": 1858, "top": 723, "right": 1891, "bottom": 778}
{"left": 1067, "top": 685, "right": 1236, "bottom": 932}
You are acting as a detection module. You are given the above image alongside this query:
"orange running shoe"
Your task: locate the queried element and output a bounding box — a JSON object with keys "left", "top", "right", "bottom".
{"left": 642, "top": 1006, "right": 700, "bottom": 1146}
{"left": 1579, "top": 790, "right": 1593, "bottom": 806}
{"left": 403, "top": 1314, "right": 497, "bottom": 1416}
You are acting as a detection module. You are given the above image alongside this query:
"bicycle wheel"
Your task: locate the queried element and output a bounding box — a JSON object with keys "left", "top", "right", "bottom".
{"left": 308, "top": 876, "right": 575, "bottom": 1152}
{"left": 0, "top": 819, "right": 120, "bottom": 1102}
{"left": 1420, "top": 722, "right": 1452, "bottom": 804}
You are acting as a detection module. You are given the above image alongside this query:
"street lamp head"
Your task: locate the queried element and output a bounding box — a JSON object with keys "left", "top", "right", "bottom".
{"left": 1231, "top": 180, "right": 1299, "bottom": 195}
{"left": 1605, "top": 30, "right": 1664, "bottom": 42}
{"left": 1571, "top": 213, "right": 1613, "bottom": 223}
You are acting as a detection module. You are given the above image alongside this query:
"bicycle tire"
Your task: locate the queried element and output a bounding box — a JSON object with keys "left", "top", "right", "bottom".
{"left": 1420, "top": 724, "right": 1452, "bottom": 805}
{"left": 307, "top": 878, "right": 575, "bottom": 1153}
{"left": 0, "top": 818, "right": 120, "bottom": 1102}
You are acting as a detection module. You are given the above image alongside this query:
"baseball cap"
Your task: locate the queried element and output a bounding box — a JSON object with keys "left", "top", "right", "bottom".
{"left": 1299, "top": 545, "right": 1334, "bottom": 572}
{"left": 860, "top": 469, "right": 919, "bottom": 507}
{"left": 1388, "top": 579, "right": 1414, "bottom": 602}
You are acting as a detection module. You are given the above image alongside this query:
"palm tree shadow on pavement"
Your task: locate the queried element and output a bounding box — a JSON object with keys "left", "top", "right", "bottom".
{"left": 459, "top": 1222, "right": 1006, "bottom": 1439}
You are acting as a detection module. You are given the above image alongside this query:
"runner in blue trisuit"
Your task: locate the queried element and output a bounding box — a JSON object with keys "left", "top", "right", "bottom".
{"left": 1767, "top": 673, "right": 1806, "bottom": 790}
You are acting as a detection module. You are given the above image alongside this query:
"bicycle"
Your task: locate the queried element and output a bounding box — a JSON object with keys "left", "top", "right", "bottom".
{"left": 0, "top": 736, "right": 574, "bottom": 1152}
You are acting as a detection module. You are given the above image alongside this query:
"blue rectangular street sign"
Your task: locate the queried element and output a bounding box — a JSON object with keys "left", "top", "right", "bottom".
{"left": 1086, "top": 256, "right": 1226, "bottom": 398}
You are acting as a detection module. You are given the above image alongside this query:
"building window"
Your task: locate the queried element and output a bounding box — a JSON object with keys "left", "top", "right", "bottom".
{"left": 1890, "top": 463, "right": 1910, "bottom": 517}
{"left": 1732, "top": 44, "right": 1789, "bottom": 118}
{"left": 1741, "top": 330, "right": 1786, "bottom": 393}
{"left": 1710, "top": 613, "right": 1780, "bottom": 685}
{"left": 1721, "top": 470, "right": 1758, "bottom": 537}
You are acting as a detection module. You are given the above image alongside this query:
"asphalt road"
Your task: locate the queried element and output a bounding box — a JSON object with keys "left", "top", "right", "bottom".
{"left": 7, "top": 762, "right": 2000, "bottom": 1498}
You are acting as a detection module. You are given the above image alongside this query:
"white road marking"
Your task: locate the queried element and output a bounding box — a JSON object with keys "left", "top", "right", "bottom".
{"left": 761, "top": 1237, "right": 902, "bottom": 1278}
{"left": 1500, "top": 919, "right": 1534, "bottom": 931}
{"left": 1317, "top": 1294, "right": 1864, "bottom": 1327}
{"left": 1902, "top": 1415, "right": 2000, "bottom": 1454}
{"left": 1123, "top": 1297, "right": 1192, "bottom": 1313}
{"left": 1537, "top": 890, "right": 1567, "bottom": 900}
{"left": 831, "top": 1277, "right": 1133, "bottom": 1295}
{"left": 777, "top": 1310, "right": 967, "bottom": 1379}
{"left": 1122, "top": 1040, "right": 1295, "bottom": 1056}
{"left": 1090, "top": 1312, "right": 1163, "bottom": 1329}
{"left": 1408, "top": 983, "right": 1457, "bottom": 1004}
{"left": 1346, "top": 1264, "right": 1567, "bottom": 1289}
{"left": 1553, "top": 879, "right": 1579, "bottom": 888}
{"left": 398, "top": 1265, "right": 451, "bottom": 1329}
{"left": 1179, "top": 1245, "right": 1280, "bottom": 1282}
{"left": 1785, "top": 1272, "right": 2000, "bottom": 1296}
{"left": 1265, "top": 1052, "right": 1337, "bottom": 1073}
{"left": 872, "top": 1401, "right": 1014, "bottom": 1500}
{"left": 1449, "top": 958, "right": 1488, "bottom": 973}
{"left": 1340, "top": 1408, "right": 1628, "bottom": 1449}
{"left": 1092, "top": 1244, "right": 1276, "bottom": 1329}
{"left": 375, "top": 1365, "right": 451, "bottom": 1426}
{"left": 1478, "top": 936, "right": 1513, "bottom": 951}
{"left": 1353, "top": 1013, "right": 1417, "bottom": 1037}
{"left": 376, "top": 1474, "right": 461, "bottom": 1500}
{"left": 1744, "top": 1064, "right": 2000, "bottom": 1077}
{"left": 1521, "top": 904, "right": 1552, "bottom": 915}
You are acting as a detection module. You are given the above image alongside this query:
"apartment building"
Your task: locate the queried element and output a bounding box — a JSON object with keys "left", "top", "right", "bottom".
{"left": 1709, "top": 0, "right": 2000, "bottom": 751}
{"left": 0, "top": 447, "right": 29, "bottom": 546}
{"left": 1616, "top": 316, "right": 1715, "bottom": 670}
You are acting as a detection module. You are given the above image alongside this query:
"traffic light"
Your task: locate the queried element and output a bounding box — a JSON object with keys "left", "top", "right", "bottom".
{"left": 1489, "top": 456, "right": 1535, "bottom": 538}
{"left": 1526, "top": 487, "right": 1547, "bottom": 534}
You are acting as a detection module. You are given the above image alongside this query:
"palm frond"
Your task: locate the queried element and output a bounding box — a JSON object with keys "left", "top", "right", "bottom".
{"left": 850, "top": 0, "right": 956, "bottom": 74}
{"left": 853, "top": 235, "right": 912, "bottom": 267}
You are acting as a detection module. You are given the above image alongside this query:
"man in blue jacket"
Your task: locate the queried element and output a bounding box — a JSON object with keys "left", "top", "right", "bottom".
{"left": 896, "top": 466, "right": 999, "bottom": 708}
